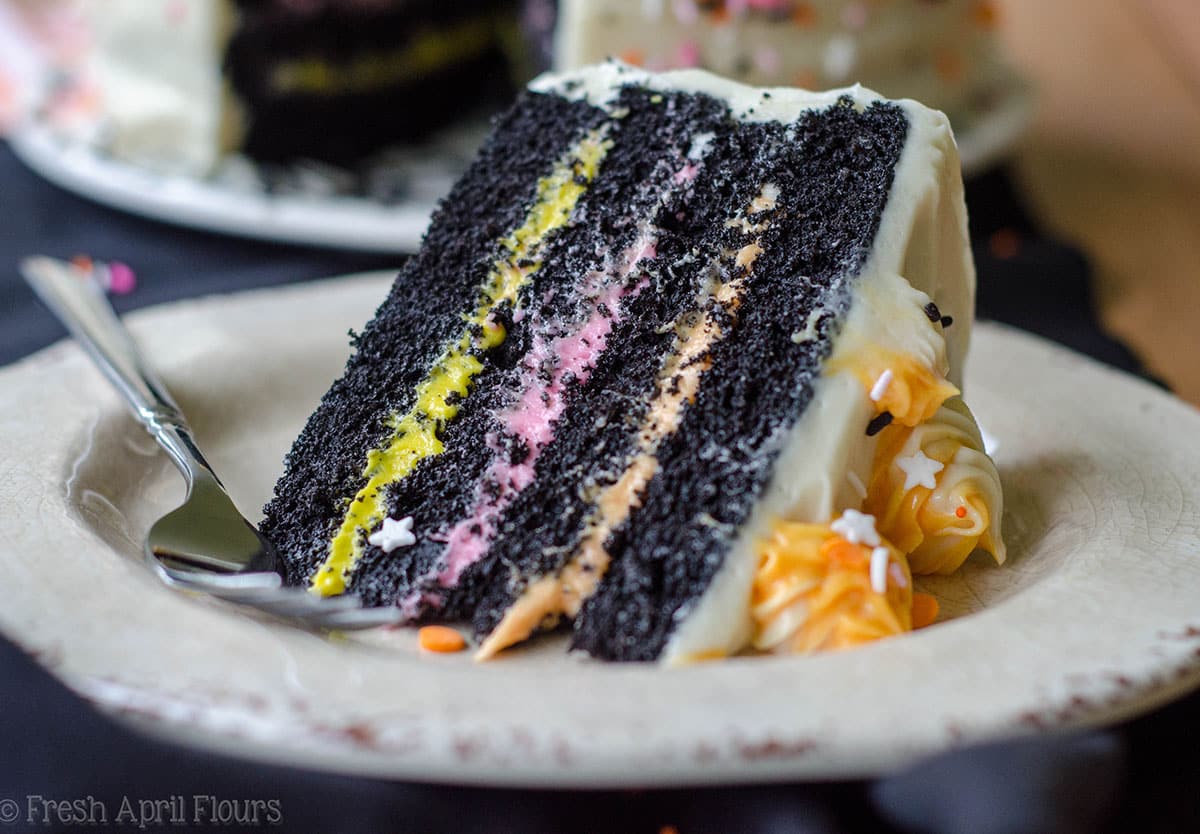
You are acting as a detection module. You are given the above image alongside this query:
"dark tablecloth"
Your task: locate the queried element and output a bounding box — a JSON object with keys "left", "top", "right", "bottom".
{"left": 2, "top": 139, "right": 1197, "bottom": 834}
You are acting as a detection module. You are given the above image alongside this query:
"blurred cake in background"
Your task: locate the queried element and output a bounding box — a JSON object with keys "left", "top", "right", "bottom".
{"left": 76, "top": 0, "right": 519, "bottom": 175}
{"left": 536, "top": 0, "right": 1022, "bottom": 132}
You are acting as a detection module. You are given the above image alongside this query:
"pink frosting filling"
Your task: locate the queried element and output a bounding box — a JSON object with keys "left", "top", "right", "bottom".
{"left": 675, "top": 163, "right": 700, "bottom": 183}
{"left": 434, "top": 237, "right": 656, "bottom": 587}
{"left": 394, "top": 155, "right": 711, "bottom": 615}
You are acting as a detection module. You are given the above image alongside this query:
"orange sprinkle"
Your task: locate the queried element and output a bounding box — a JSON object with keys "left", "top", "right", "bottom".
{"left": 70, "top": 254, "right": 94, "bottom": 274}
{"left": 934, "top": 48, "right": 965, "bottom": 82}
{"left": 418, "top": 625, "right": 467, "bottom": 653}
{"left": 792, "top": 2, "right": 817, "bottom": 27}
{"left": 955, "top": 505, "right": 968, "bottom": 519}
{"left": 824, "top": 538, "right": 867, "bottom": 570}
{"left": 989, "top": 228, "right": 1021, "bottom": 260}
{"left": 912, "top": 593, "right": 940, "bottom": 629}
{"left": 618, "top": 48, "right": 646, "bottom": 67}
{"left": 973, "top": 1, "right": 999, "bottom": 28}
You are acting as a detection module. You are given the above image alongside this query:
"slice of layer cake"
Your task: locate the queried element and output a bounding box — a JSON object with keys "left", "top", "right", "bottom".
{"left": 262, "top": 62, "right": 1004, "bottom": 663}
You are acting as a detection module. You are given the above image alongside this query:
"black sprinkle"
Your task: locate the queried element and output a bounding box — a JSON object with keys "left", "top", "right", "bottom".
{"left": 923, "top": 302, "right": 941, "bottom": 322}
{"left": 866, "top": 411, "right": 894, "bottom": 436}
{"left": 940, "top": 315, "right": 954, "bottom": 328}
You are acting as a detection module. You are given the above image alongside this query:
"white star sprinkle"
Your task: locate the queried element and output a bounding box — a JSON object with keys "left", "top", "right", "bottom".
{"left": 831, "top": 509, "right": 880, "bottom": 547}
{"left": 869, "top": 369, "right": 894, "bottom": 402}
{"left": 368, "top": 516, "right": 416, "bottom": 553}
{"left": 896, "top": 450, "right": 945, "bottom": 492}
{"left": 870, "top": 547, "right": 890, "bottom": 594}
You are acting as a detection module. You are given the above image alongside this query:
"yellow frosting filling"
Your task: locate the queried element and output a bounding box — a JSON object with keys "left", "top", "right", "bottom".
{"left": 751, "top": 522, "right": 913, "bottom": 654}
{"left": 310, "top": 131, "right": 610, "bottom": 596}
{"left": 270, "top": 17, "right": 499, "bottom": 96}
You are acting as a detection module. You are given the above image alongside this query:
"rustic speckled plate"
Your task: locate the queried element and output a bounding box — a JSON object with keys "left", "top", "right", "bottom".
{"left": 3, "top": 273, "right": 1199, "bottom": 787}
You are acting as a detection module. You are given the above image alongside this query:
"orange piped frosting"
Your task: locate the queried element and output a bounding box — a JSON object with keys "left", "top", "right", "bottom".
{"left": 823, "top": 269, "right": 960, "bottom": 429}
{"left": 751, "top": 522, "right": 913, "bottom": 655}
{"left": 829, "top": 346, "right": 959, "bottom": 428}
{"left": 865, "top": 398, "right": 1005, "bottom": 575}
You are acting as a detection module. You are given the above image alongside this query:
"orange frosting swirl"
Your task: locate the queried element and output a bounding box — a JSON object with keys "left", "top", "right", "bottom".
{"left": 830, "top": 346, "right": 960, "bottom": 428}
{"left": 865, "top": 398, "right": 1005, "bottom": 575}
{"left": 751, "top": 522, "right": 913, "bottom": 654}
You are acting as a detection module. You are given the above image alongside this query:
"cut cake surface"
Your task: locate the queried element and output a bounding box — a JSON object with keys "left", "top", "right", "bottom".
{"left": 262, "top": 62, "right": 1001, "bottom": 662}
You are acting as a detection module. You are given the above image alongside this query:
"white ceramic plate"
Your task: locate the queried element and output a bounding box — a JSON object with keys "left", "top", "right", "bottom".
{"left": 3, "top": 274, "right": 1198, "bottom": 788}
{"left": 7, "top": 83, "right": 1028, "bottom": 255}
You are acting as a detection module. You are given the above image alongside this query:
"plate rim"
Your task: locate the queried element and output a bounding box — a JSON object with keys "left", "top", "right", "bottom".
{"left": 7, "top": 126, "right": 434, "bottom": 254}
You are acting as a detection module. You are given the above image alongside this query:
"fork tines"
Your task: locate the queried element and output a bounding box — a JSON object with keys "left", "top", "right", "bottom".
{"left": 156, "top": 565, "right": 403, "bottom": 630}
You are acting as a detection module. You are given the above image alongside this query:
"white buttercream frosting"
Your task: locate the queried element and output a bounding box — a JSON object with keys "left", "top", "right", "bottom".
{"left": 83, "top": 0, "right": 238, "bottom": 175}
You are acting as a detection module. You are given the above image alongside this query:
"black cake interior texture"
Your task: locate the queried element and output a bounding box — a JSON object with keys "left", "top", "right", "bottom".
{"left": 261, "top": 80, "right": 905, "bottom": 660}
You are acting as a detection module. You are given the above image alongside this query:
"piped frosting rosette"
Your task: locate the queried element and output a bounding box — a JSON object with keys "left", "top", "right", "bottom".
{"left": 749, "top": 271, "right": 1004, "bottom": 656}
{"left": 752, "top": 522, "right": 914, "bottom": 654}
{"left": 865, "top": 397, "right": 1005, "bottom": 575}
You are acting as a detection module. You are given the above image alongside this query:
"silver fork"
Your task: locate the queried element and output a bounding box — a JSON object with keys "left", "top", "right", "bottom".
{"left": 21, "top": 255, "right": 400, "bottom": 631}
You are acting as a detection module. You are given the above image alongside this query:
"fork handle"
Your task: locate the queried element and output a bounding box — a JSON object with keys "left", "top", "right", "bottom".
{"left": 21, "top": 256, "right": 220, "bottom": 487}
